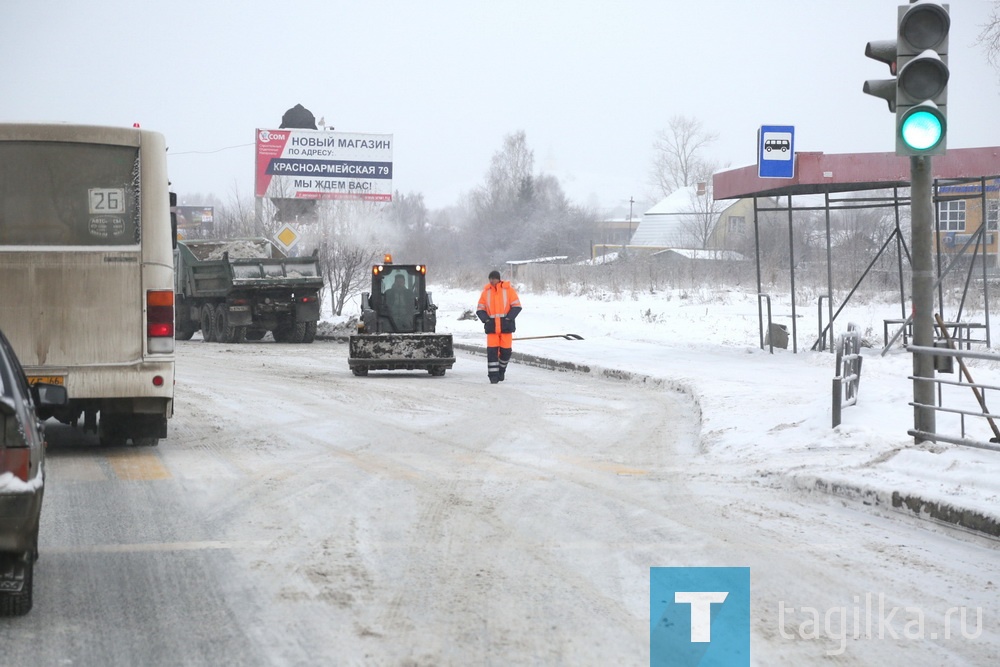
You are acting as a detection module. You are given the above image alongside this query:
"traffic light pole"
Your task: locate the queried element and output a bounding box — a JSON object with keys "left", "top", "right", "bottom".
{"left": 911, "top": 155, "right": 937, "bottom": 440}
{"left": 864, "top": 1, "right": 949, "bottom": 443}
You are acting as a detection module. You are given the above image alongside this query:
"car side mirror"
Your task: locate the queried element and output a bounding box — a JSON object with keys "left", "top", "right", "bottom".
{"left": 34, "top": 383, "right": 69, "bottom": 407}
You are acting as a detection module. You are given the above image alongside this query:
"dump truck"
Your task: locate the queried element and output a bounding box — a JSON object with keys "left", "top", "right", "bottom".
{"left": 174, "top": 238, "right": 324, "bottom": 343}
{"left": 348, "top": 256, "right": 455, "bottom": 376}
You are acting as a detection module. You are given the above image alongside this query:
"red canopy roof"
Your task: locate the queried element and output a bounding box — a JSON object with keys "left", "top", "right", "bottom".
{"left": 713, "top": 147, "right": 1000, "bottom": 200}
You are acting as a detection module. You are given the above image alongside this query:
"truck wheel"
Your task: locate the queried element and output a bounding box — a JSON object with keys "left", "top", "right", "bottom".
{"left": 429, "top": 367, "right": 447, "bottom": 376}
{"left": 231, "top": 326, "right": 247, "bottom": 344}
{"left": 175, "top": 329, "right": 195, "bottom": 341}
{"left": 301, "top": 321, "right": 317, "bottom": 344}
{"left": 201, "top": 308, "right": 215, "bottom": 342}
{"left": 274, "top": 321, "right": 306, "bottom": 343}
{"left": 244, "top": 329, "right": 266, "bottom": 341}
{"left": 132, "top": 437, "right": 159, "bottom": 447}
{"left": 98, "top": 419, "right": 127, "bottom": 447}
{"left": 215, "top": 304, "right": 234, "bottom": 344}
{"left": 0, "top": 556, "right": 33, "bottom": 617}
{"left": 351, "top": 367, "right": 369, "bottom": 376}
{"left": 290, "top": 322, "right": 307, "bottom": 343}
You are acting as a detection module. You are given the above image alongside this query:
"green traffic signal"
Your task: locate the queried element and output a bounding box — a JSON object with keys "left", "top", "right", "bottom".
{"left": 899, "top": 104, "right": 946, "bottom": 152}
{"left": 863, "top": 2, "right": 950, "bottom": 156}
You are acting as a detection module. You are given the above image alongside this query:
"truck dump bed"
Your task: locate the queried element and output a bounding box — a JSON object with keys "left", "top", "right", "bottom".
{"left": 176, "top": 239, "right": 324, "bottom": 297}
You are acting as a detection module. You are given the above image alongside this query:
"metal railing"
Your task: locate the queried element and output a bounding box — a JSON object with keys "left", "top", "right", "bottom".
{"left": 758, "top": 293, "right": 774, "bottom": 354}
{"left": 906, "top": 344, "right": 1000, "bottom": 452}
{"left": 817, "top": 295, "right": 831, "bottom": 352}
{"left": 832, "top": 324, "right": 862, "bottom": 427}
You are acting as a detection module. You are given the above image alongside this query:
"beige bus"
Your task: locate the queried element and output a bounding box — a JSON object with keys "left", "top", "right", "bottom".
{"left": 0, "top": 123, "right": 176, "bottom": 446}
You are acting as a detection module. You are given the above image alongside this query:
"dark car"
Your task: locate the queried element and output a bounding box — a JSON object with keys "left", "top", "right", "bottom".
{"left": 0, "top": 327, "right": 66, "bottom": 616}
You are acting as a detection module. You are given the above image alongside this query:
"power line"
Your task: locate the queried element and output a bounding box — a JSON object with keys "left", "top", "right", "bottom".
{"left": 168, "top": 143, "right": 254, "bottom": 157}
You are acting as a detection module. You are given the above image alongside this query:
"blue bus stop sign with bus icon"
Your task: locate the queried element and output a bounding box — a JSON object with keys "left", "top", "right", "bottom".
{"left": 758, "top": 125, "right": 795, "bottom": 178}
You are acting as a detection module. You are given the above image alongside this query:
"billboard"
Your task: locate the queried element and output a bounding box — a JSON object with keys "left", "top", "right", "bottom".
{"left": 255, "top": 128, "right": 393, "bottom": 202}
{"left": 176, "top": 206, "right": 214, "bottom": 231}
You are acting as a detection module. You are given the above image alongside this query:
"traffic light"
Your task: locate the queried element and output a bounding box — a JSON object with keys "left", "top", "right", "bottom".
{"left": 864, "top": 2, "right": 949, "bottom": 156}
{"left": 897, "top": 1, "right": 950, "bottom": 155}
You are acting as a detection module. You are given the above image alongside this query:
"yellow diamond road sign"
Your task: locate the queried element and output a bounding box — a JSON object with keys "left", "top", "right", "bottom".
{"left": 275, "top": 223, "right": 299, "bottom": 253}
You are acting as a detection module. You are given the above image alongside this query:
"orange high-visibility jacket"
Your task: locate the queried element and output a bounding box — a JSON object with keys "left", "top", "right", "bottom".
{"left": 477, "top": 281, "right": 522, "bottom": 346}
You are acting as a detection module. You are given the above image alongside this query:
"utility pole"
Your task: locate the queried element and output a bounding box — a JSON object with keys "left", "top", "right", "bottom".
{"left": 628, "top": 196, "right": 635, "bottom": 245}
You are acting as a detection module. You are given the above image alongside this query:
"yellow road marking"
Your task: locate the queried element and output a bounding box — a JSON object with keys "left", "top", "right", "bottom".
{"left": 558, "top": 456, "right": 649, "bottom": 477}
{"left": 106, "top": 450, "right": 172, "bottom": 480}
{"left": 49, "top": 455, "right": 107, "bottom": 482}
{"left": 45, "top": 540, "right": 273, "bottom": 554}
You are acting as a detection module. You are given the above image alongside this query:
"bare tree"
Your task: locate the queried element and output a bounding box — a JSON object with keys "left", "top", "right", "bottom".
{"left": 467, "top": 131, "right": 536, "bottom": 259}
{"left": 650, "top": 116, "right": 719, "bottom": 198}
{"left": 386, "top": 191, "right": 431, "bottom": 260}
{"left": 478, "top": 131, "right": 534, "bottom": 213}
{"left": 458, "top": 130, "right": 600, "bottom": 266}
{"left": 680, "top": 183, "right": 727, "bottom": 250}
{"left": 978, "top": 2, "right": 1000, "bottom": 70}
{"left": 322, "top": 241, "right": 381, "bottom": 316}
{"left": 302, "top": 201, "right": 391, "bottom": 316}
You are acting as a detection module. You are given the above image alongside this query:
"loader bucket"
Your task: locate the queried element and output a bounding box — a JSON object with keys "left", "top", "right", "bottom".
{"left": 348, "top": 333, "right": 455, "bottom": 376}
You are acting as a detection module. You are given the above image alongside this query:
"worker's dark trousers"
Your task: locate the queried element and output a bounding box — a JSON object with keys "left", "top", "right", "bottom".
{"left": 487, "top": 346, "right": 512, "bottom": 382}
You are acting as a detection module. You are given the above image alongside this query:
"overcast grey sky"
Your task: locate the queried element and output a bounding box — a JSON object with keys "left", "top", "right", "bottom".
{"left": 3, "top": 1, "right": 999, "bottom": 212}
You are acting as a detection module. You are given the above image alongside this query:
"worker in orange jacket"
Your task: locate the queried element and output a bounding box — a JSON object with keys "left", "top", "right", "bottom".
{"left": 476, "top": 270, "right": 522, "bottom": 384}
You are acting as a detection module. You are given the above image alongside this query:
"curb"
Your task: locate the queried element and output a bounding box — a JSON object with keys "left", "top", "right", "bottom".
{"left": 794, "top": 475, "right": 1000, "bottom": 539}
{"left": 462, "top": 342, "right": 1000, "bottom": 540}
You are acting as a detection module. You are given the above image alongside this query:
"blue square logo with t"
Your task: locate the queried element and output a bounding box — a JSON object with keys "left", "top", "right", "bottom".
{"left": 650, "top": 567, "right": 750, "bottom": 666}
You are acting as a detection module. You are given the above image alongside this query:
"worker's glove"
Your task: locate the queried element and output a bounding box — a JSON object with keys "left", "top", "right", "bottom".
{"left": 477, "top": 310, "right": 489, "bottom": 323}
{"left": 484, "top": 320, "right": 496, "bottom": 334}
{"left": 500, "top": 317, "right": 515, "bottom": 334}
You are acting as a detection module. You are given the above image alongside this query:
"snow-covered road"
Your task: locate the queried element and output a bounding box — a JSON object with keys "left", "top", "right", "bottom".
{"left": 6, "top": 337, "right": 998, "bottom": 666}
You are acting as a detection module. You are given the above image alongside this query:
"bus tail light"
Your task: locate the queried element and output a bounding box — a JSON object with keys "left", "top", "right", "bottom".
{"left": 147, "top": 289, "right": 175, "bottom": 354}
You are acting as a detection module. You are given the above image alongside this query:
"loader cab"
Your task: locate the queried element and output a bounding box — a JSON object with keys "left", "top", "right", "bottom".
{"left": 365, "top": 261, "right": 435, "bottom": 334}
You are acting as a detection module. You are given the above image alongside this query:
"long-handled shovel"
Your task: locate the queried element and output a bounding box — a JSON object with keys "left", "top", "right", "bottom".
{"left": 513, "top": 334, "right": 584, "bottom": 341}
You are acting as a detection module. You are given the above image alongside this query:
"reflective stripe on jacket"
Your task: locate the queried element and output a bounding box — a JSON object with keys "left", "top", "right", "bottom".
{"left": 477, "top": 281, "right": 521, "bottom": 321}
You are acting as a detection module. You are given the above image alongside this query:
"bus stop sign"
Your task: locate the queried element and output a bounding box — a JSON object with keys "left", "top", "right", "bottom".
{"left": 758, "top": 125, "right": 795, "bottom": 178}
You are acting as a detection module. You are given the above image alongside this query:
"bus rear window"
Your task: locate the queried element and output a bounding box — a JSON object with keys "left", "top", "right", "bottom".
{"left": 0, "top": 142, "right": 140, "bottom": 247}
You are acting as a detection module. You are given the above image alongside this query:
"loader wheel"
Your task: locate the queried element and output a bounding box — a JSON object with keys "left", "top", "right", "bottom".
{"left": 200, "top": 308, "right": 215, "bottom": 342}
